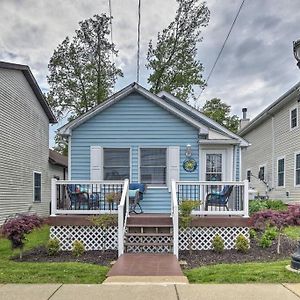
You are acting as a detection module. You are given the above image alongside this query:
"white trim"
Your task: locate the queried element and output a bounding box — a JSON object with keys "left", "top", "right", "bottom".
{"left": 276, "top": 156, "right": 285, "bottom": 188}
{"left": 68, "top": 136, "right": 71, "bottom": 180}
{"left": 239, "top": 146, "right": 242, "bottom": 182}
{"left": 158, "top": 90, "right": 248, "bottom": 146}
{"left": 33, "top": 171, "right": 42, "bottom": 202}
{"left": 138, "top": 146, "right": 168, "bottom": 187}
{"left": 294, "top": 151, "right": 300, "bottom": 188}
{"left": 290, "top": 105, "right": 299, "bottom": 131}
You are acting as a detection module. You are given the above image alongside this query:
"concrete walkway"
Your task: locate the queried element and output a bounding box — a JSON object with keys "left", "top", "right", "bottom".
{"left": 1, "top": 283, "right": 300, "bottom": 300}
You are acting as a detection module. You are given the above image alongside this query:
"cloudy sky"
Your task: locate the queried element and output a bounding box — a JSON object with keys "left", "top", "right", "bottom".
{"left": 1, "top": 0, "right": 299, "bottom": 147}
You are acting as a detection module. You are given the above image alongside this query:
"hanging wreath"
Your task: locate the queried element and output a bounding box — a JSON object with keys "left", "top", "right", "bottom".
{"left": 183, "top": 158, "right": 197, "bottom": 172}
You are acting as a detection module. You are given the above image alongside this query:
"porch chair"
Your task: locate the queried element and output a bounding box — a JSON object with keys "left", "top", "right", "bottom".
{"left": 205, "top": 185, "right": 234, "bottom": 211}
{"left": 66, "top": 184, "right": 89, "bottom": 210}
{"left": 129, "top": 183, "right": 146, "bottom": 214}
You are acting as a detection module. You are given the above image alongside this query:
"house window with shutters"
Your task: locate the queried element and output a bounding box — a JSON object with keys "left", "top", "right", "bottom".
{"left": 103, "top": 148, "right": 130, "bottom": 180}
{"left": 140, "top": 148, "right": 167, "bottom": 185}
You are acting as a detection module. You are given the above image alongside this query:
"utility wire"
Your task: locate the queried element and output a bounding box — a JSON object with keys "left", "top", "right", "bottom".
{"left": 136, "top": 0, "right": 141, "bottom": 83}
{"left": 196, "top": 0, "right": 246, "bottom": 101}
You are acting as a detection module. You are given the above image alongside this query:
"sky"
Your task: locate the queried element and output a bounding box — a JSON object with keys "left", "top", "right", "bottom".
{"left": 0, "top": 0, "right": 300, "bottom": 147}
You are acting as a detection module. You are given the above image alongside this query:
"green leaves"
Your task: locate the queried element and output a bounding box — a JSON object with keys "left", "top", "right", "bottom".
{"left": 47, "top": 14, "right": 122, "bottom": 122}
{"left": 202, "top": 98, "right": 240, "bottom": 133}
{"left": 146, "top": 0, "right": 210, "bottom": 102}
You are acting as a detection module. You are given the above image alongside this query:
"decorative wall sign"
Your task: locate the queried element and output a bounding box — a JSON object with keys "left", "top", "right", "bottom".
{"left": 183, "top": 158, "right": 197, "bottom": 172}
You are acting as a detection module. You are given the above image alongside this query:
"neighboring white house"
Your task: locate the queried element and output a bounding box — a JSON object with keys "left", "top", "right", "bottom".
{"left": 0, "top": 61, "right": 67, "bottom": 223}
{"left": 239, "top": 81, "right": 300, "bottom": 202}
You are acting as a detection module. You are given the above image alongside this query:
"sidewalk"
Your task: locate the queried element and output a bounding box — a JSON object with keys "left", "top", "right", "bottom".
{"left": 1, "top": 283, "right": 300, "bottom": 300}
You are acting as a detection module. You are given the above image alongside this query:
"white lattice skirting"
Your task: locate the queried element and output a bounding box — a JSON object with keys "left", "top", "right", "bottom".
{"left": 50, "top": 226, "right": 249, "bottom": 251}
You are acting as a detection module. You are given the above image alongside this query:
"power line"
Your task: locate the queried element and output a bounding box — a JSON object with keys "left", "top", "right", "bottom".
{"left": 196, "top": 0, "right": 246, "bottom": 101}
{"left": 136, "top": 0, "right": 141, "bottom": 83}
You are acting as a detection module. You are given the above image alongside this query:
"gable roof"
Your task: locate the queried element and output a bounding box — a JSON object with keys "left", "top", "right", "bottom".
{"left": 58, "top": 82, "right": 248, "bottom": 146}
{"left": 239, "top": 81, "right": 300, "bottom": 136}
{"left": 0, "top": 61, "right": 57, "bottom": 123}
{"left": 49, "top": 149, "right": 68, "bottom": 168}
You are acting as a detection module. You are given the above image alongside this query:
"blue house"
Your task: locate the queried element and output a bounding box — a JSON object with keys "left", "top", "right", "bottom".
{"left": 57, "top": 83, "right": 248, "bottom": 213}
{"left": 50, "top": 83, "right": 250, "bottom": 256}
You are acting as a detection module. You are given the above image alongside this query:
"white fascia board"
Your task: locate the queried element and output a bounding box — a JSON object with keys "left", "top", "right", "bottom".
{"left": 158, "top": 90, "right": 249, "bottom": 147}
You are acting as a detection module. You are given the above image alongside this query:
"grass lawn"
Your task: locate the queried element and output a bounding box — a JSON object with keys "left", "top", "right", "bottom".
{"left": 284, "top": 226, "right": 300, "bottom": 240}
{"left": 185, "top": 260, "right": 300, "bottom": 284}
{"left": 0, "top": 225, "right": 109, "bottom": 284}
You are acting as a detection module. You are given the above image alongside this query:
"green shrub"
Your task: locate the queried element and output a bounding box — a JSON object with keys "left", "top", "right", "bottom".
{"left": 90, "top": 214, "right": 118, "bottom": 227}
{"left": 249, "top": 228, "right": 257, "bottom": 240}
{"left": 265, "top": 199, "right": 287, "bottom": 211}
{"left": 249, "top": 200, "right": 268, "bottom": 215}
{"left": 46, "top": 238, "right": 60, "bottom": 256}
{"left": 72, "top": 240, "right": 85, "bottom": 257}
{"left": 235, "top": 234, "right": 249, "bottom": 253}
{"left": 179, "top": 200, "right": 200, "bottom": 228}
{"left": 259, "top": 234, "right": 273, "bottom": 248}
{"left": 212, "top": 235, "right": 224, "bottom": 253}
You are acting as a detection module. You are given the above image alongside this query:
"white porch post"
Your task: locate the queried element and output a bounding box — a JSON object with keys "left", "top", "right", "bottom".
{"left": 243, "top": 179, "right": 249, "bottom": 217}
{"left": 51, "top": 178, "right": 57, "bottom": 216}
{"left": 118, "top": 205, "right": 124, "bottom": 256}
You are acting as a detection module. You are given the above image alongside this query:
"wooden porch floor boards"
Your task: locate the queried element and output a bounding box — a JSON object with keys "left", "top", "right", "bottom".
{"left": 107, "top": 253, "right": 183, "bottom": 277}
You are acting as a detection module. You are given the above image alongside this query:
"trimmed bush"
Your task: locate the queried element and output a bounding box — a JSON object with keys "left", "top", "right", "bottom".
{"left": 72, "top": 240, "right": 85, "bottom": 257}
{"left": 259, "top": 234, "right": 273, "bottom": 248}
{"left": 1, "top": 214, "right": 43, "bottom": 259}
{"left": 235, "top": 234, "right": 249, "bottom": 253}
{"left": 212, "top": 235, "right": 224, "bottom": 253}
{"left": 249, "top": 228, "right": 257, "bottom": 240}
{"left": 249, "top": 200, "right": 268, "bottom": 215}
{"left": 46, "top": 238, "right": 60, "bottom": 256}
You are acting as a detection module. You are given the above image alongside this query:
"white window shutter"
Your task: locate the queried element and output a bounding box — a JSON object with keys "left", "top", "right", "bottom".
{"left": 90, "top": 146, "right": 103, "bottom": 180}
{"left": 168, "top": 146, "right": 180, "bottom": 191}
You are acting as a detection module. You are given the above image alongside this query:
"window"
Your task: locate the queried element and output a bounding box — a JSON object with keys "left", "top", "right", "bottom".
{"left": 206, "top": 154, "right": 222, "bottom": 181}
{"left": 246, "top": 170, "right": 251, "bottom": 182}
{"left": 296, "top": 153, "right": 300, "bottom": 186}
{"left": 259, "top": 166, "right": 265, "bottom": 181}
{"left": 33, "top": 172, "right": 41, "bottom": 202}
{"left": 277, "top": 158, "right": 285, "bottom": 187}
{"left": 291, "top": 107, "right": 298, "bottom": 129}
{"left": 103, "top": 148, "right": 130, "bottom": 180}
{"left": 140, "top": 148, "right": 167, "bottom": 185}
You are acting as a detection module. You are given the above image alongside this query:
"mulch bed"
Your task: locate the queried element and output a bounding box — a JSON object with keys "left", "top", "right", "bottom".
{"left": 12, "top": 236, "right": 298, "bottom": 269}
{"left": 179, "top": 235, "right": 298, "bottom": 269}
{"left": 13, "top": 246, "right": 118, "bottom": 266}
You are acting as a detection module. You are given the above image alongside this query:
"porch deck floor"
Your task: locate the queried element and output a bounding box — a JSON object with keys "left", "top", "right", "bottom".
{"left": 107, "top": 253, "right": 183, "bottom": 277}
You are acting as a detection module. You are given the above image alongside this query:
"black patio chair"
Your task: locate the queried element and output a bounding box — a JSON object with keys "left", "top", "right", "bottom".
{"left": 205, "top": 185, "right": 234, "bottom": 211}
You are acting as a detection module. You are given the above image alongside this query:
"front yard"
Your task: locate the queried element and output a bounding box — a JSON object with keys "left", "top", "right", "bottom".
{"left": 0, "top": 226, "right": 108, "bottom": 283}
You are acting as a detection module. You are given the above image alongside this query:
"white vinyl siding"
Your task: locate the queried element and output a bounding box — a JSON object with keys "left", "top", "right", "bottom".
{"left": 277, "top": 157, "right": 285, "bottom": 187}
{"left": 0, "top": 68, "right": 51, "bottom": 223}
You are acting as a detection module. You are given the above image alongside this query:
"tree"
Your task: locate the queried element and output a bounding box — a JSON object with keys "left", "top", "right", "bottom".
{"left": 202, "top": 98, "right": 239, "bottom": 133}
{"left": 47, "top": 14, "right": 122, "bottom": 154}
{"left": 146, "top": 0, "right": 210, "bottom": 102}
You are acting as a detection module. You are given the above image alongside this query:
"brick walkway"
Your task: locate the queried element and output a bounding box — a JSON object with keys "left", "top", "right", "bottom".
{"left": 107, "top": 253, "right": 183, "bottom": 277}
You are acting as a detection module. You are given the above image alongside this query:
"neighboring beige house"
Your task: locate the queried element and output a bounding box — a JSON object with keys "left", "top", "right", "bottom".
{"left": 239, "top": 82, "right": 300, "bottom": 202}
{"left": 0, "top": 61, "right": 67, "bottom": 223}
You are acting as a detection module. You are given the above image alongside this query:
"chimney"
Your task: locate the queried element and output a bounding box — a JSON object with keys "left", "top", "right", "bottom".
{"left": 239, "top": 107, "right": 250, "bottom": 130}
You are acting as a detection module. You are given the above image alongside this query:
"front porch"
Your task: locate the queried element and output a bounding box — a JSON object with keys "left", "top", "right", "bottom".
{"left": 50, "top": 178, "right": 250, "bottom": 257}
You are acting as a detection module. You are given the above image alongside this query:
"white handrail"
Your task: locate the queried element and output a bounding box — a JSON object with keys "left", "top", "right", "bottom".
{"left": 53, "top": 180, "right": 124, "bottom": 185}
{"left": 171, "top": 180, "right": 179, "bottom": 258}
{"left": 118, "top": 178, "right": 129, "bottom": 257}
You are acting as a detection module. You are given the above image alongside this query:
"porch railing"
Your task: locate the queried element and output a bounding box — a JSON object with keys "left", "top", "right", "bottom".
{"left": 175, "top": 180, "right": 249, "bottom": 217}
{"left": 51, "top": 179, "right": 125, "bottom": 215}
{"left": 171, "top": 180, "right": 179, "bottom": 258}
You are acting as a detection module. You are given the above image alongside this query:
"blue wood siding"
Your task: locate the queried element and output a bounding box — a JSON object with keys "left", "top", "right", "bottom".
{"left": 71, "top": 92, "right": 199, "bottom": 213}
{"left": 236, "top": 146, "right": 240, "bottom": 181}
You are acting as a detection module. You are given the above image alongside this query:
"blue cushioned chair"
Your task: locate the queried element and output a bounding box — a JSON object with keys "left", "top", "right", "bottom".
{"left": 205, "top": 185, "right": 233, "bottom": 211}
{"left": 129, "top": 183, "right": 146, "bottom": 214}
